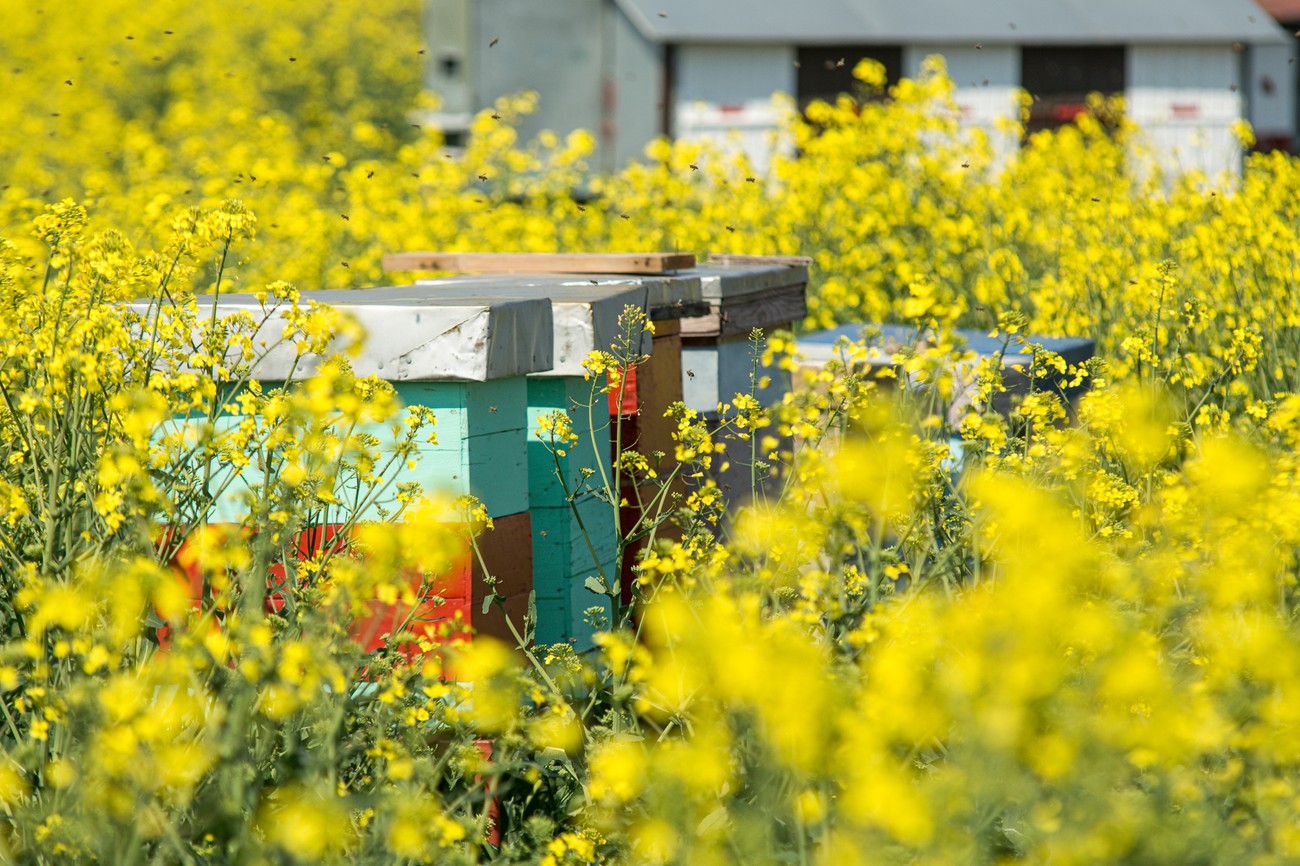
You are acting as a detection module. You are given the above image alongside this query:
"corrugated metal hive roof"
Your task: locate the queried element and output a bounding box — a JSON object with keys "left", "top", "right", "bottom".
{"left": 615, "top": 0, "right": 1288, "bottom": 45}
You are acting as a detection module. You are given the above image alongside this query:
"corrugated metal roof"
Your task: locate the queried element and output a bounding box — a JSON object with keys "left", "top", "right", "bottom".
{"left": 615, "top": 0, "right": 1289, "bottom": 45}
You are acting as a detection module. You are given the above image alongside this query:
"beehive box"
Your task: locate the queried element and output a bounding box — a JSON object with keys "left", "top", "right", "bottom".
{"left": 412, "top": 275, "right": 663, "bottom": 647}
{"left": 386, "top": 253, "right": 705, "bottom": 631}
{"left": 679, "top": 257, "right": 808, "bottom": 416}
{"left": 602, "top": 273, "right": 706, "bottom": 607}
{"left": 144, "top": 285, "right": 554, "bottom": 647}
{"left": 676, "top": 257, "right": 809, "bottom": 510}
{"left": 796, "top": 323, "right": 1096, "bottom": 419}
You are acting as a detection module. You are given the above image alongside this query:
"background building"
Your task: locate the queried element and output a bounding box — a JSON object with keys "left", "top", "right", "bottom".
{"left": 424, "top": 0, "right": 1294, "bottom": 176}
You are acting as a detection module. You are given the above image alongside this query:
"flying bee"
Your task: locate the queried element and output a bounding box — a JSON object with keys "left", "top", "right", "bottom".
{"left": 488, "top": 37, "right": 499, "bottom": 47}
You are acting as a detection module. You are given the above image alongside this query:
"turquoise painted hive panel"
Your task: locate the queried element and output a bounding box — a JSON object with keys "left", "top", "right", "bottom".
{"left": 197, "top": 377, "right": 531, "bottom": 523}
{"left": 530, "top": 491, "right": 618, "bottom": 648}
{"left": 526, "top": 377, "right": 614, "bottom": 508}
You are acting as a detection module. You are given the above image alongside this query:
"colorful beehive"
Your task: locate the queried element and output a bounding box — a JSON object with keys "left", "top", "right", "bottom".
{"left": 408, "top": 275, "right": 658, "bottom": 647}
{"left": 383, "top": 252, "right": 705, "bottom": 631}
{"left": 678, "top": 257, "right": 810, "bottom": 508}
{"left": 147, "top": 285, "right": 554, "bottom": 647}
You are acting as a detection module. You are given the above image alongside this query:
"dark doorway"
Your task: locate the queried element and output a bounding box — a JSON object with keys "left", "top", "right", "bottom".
{"left": 1020, "top": 45, "right": 1126, "bottom": 134}
{"left": 796, "top": 45, "right": 903, "bottom": 110}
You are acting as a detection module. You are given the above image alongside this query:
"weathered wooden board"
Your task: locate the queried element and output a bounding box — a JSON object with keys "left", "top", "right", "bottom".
{"left": 635, "top": 274, "right": 707, "bottom": 321}
{"left": 415, "top": 280, "right": 653, "bottom": 347}
{"left": 678, "top": 283, "right": 806, "bottom": 338}
{"left": 693, "top": 262, "right": 810, "bottom": 302}
{"left": 384, "top": 252, "right": 697, "bottom": 275}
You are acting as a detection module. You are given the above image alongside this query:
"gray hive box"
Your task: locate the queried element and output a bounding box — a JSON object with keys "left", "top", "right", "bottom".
{"left": 797, "top": 323, "right": 1097, "bottom": 418}
{"left": 678, "top": 259, "right": 809, "bottom": 418}
{"left": 663, "top": 258, "right": 810, "bottom": 514}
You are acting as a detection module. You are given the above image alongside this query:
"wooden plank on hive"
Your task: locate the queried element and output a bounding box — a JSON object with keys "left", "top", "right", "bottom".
{"left": 382, "top": 251, "right": 697, "bottom": 275}
{"left": 706, "top": 254, "right": 814, "bottom": 267}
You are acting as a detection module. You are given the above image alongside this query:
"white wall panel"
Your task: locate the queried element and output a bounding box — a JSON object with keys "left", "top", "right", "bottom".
{"left": 1127, "top": 45, "right": 1244, "bottom": 177}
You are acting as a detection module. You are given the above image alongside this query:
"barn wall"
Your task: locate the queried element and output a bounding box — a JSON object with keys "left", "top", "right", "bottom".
{"left": 610, "top": 7, "right": 666, "bottom": 170}
{"left": 475, "top": 0, "right": 606, "bottom": 148}
{"left": 904, "top": 45, "right": 1021, "bottom": 163}
{"left": 673, "top": 44, "right": 796, "bottom": 172}
{"left": 423, "top": 0, "right": 475, "bottom": 135}
{"left": 1126, "top": 45, "right": 1245, "bottom": 178}
{"left": 675, "top": 43, "right": 796, "bottom": 105}
{"left": 1247, "top": 41, "right": 1298, "bottom": 147}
